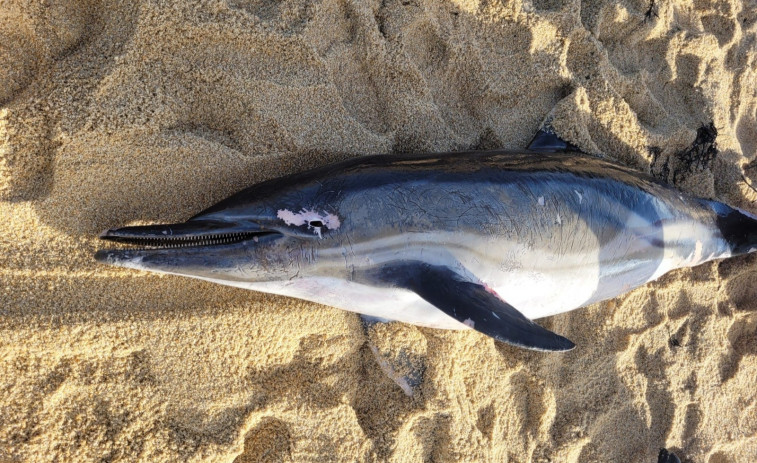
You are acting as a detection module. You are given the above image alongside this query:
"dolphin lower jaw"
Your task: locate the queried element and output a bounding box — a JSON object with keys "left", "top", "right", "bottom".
{"left": 94, "top": 240, "right": 300, "bottom": 284}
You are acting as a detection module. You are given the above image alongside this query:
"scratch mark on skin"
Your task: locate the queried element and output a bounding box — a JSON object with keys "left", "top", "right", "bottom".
{"left": 690, "top": 240, "right": 704, "bottom": 264}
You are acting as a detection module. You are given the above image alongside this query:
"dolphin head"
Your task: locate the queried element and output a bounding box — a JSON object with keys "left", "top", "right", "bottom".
{"left": 95, "top": 174, "right": 345, "bottom": 283}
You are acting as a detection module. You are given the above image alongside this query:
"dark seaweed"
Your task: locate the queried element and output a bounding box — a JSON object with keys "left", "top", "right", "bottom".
{"left": 672, "top": 122, "right": 718, "bottom": 183}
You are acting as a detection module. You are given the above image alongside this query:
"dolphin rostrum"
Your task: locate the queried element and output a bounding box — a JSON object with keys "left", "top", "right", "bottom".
{"left": 95, "top": 148, "right": 757, "bottom": 356}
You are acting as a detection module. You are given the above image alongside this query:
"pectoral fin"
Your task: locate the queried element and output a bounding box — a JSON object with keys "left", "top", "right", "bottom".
{"left": 366, "top": 262, "right": 575, "bottom": 352}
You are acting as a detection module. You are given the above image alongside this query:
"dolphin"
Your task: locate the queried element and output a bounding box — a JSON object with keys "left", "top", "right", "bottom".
{"left": 94, "top": 139, "right": 757, "bottom": 358}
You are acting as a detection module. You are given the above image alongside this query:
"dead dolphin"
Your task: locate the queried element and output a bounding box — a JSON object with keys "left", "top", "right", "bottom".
{"left": 95, "top": 132, "right": 757, "bottom": 388}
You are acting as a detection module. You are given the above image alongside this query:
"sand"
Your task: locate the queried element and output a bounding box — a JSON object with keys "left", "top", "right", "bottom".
{"left": 1, "top": 0, "right": 756, "bottom": 461}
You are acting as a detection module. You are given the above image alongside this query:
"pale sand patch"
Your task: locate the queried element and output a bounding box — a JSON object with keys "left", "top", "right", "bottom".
{"left": 2, "top": 0, "right": 757, "bottom": 461}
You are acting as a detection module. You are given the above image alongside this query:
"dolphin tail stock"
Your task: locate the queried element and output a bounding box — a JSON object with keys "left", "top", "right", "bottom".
{"left": 704, "top": 200, "right": 757, "bottom": 257}
{"left": 362, "top": 262, "right": 575, "bottom": 352}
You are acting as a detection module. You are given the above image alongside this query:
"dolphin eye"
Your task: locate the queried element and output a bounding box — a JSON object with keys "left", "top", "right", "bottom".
{"left": 308, "top": 220, "right": 324, "bottom": 228}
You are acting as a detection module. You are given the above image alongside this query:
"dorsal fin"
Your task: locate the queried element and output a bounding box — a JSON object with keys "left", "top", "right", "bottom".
{"left": 527, "top": 115, "right": 582, "bottom": 153}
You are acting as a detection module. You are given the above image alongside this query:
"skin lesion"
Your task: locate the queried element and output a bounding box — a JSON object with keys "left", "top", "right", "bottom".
{"left": 276, "top": 208, "right": 341, "bottom": 237}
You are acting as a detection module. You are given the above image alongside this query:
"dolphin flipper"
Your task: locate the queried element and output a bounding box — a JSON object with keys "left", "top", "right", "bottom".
{"left": 368, "top": 262, "right": 575, "bottom": 352}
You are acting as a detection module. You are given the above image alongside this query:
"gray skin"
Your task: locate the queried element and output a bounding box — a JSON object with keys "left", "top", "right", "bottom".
{"left": 95, "top": 150, "right": 757, "bottom": 352}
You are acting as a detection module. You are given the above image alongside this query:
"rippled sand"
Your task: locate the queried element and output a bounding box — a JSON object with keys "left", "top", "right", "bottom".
{"left": 1, "top": 0, "right": 756, "bottom": 461}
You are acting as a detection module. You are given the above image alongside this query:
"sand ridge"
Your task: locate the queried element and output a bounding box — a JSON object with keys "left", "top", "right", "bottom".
{"left": 1, "top": 0, "right": 757, "bottom": 461}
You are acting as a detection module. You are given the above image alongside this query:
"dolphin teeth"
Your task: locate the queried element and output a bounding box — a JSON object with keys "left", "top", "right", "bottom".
{"left": 102, "top": 231, "right": 277, "bottom": 250}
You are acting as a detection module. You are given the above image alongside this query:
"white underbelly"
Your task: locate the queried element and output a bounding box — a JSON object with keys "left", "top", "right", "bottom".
{"left": 314, "top": 232, "right": 608, "bottom": 321}
{"left": 232, "top": 278, "right": 470, "bottom": 330}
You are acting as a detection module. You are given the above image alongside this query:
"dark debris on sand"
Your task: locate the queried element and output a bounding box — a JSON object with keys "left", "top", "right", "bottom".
{"left": 658, "top": 448, "right": 682, "bottom": 463}
{"left": 644, "top": 0, "right": 660, "bottom": 22}
{"left": 673, "top": 122, "right": 718, "bottom": 183}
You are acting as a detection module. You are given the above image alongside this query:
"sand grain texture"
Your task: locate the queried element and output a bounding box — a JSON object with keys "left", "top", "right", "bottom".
{"left": 2, "top": 0, "right": 757, "bottom": 461}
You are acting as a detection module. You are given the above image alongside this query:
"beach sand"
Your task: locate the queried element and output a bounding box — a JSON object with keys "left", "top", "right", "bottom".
{"left": 1, "top": 0, "right": 756, "bottom": 461}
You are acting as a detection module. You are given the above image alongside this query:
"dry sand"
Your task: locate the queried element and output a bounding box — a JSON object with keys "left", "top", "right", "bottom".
{"left": 1, "top": 0, "right": 757, "bottom": 461}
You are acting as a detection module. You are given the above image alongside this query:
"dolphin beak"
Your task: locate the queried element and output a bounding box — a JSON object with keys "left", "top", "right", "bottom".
{"left": 94, "top": 219, "right": 283, "bottom": 266}
{"left": 98, "top": 219, "right": 281, "bottom": 247}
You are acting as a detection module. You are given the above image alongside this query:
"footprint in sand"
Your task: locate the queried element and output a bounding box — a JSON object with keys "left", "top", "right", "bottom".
{"left": 234, "top": 417, "right": 293, "bottom": 463}
{"left": 0, "top": 0, "right": 92, "bottom": 103}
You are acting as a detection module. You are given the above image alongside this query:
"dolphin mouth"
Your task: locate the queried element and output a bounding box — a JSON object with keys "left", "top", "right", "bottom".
{"left": 97, "top": 220, "right": 282, "bottom": 250}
